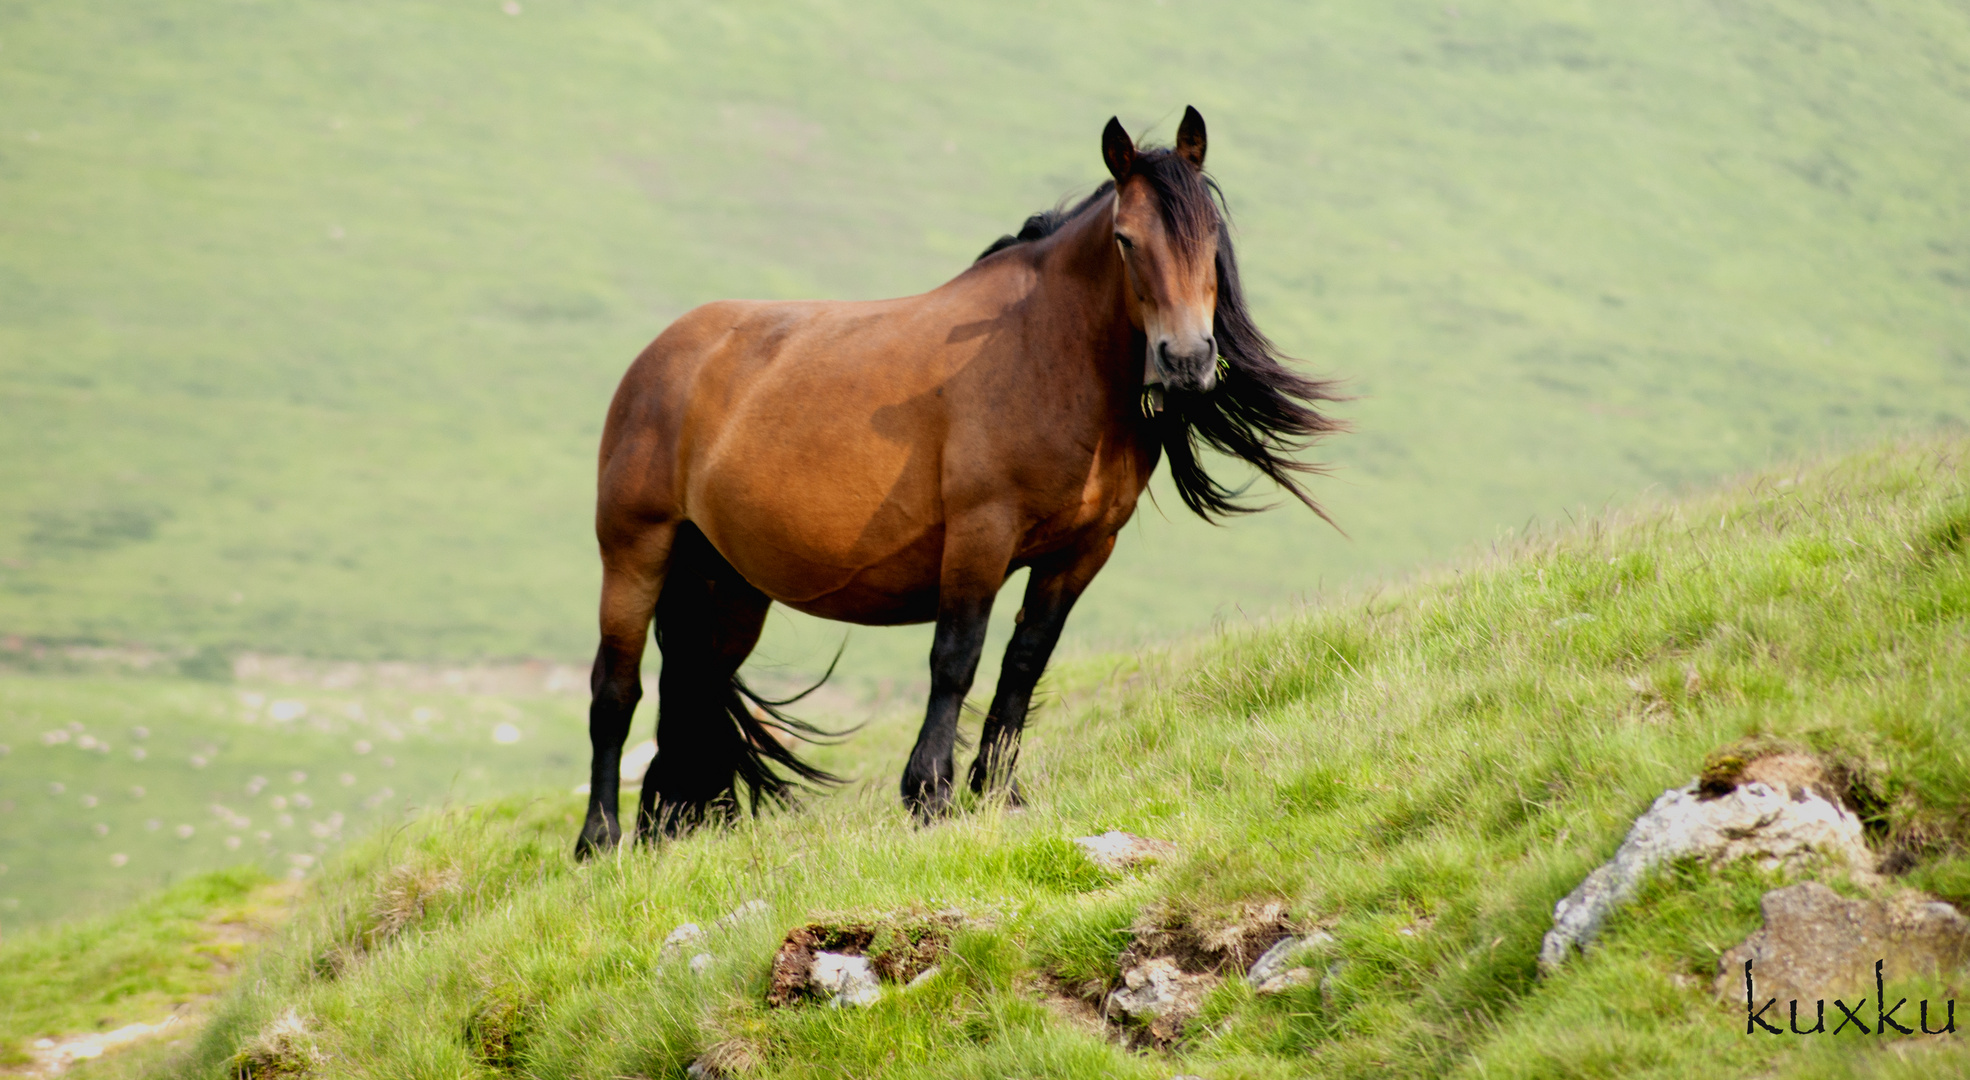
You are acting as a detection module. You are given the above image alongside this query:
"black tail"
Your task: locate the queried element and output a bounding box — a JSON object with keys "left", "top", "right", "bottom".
{"left": 728, "top": 673, "right": 850, "bottom": 814}
{"left": 640, "top": 524, "right": 848, "bottom": 837}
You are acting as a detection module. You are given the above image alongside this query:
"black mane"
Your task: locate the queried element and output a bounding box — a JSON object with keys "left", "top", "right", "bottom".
{"left": 978, "top": 148, "right": 1347, "bottom": 524}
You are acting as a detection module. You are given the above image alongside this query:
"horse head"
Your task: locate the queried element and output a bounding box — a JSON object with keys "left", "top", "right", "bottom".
{"left": 1103, "top": 106, "right": 1221, "bottom": 398}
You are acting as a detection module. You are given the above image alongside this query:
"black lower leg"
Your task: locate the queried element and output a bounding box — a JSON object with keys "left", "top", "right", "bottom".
{"left": 575, "top": 644, "right": 641, "bottom": 858}
{"left": 969, "top": 580, "right": 1079, "bottom": 796}
{"left": 902, "top": 598, "right": 993, "bottom": 821}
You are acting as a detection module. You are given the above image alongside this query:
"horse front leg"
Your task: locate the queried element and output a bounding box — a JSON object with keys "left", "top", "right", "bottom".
{"left": 969, "top": 535, "right": 1114, "bottom": 800}
{"left": 902, "top": 597, "right": 994, "bottom": 821}
{"left": 902, "top": 517, "right": 1014, "bottom": 822}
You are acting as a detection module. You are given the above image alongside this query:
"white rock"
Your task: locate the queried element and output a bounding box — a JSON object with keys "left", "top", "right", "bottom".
{"left": 905, "top": 964, "right": 940, "bottom": 989}
{"left": 1246, "top": 932, "right": 1334, "bottom": 994}
{"left": 689, "top": 952, "right": 714, "bottom": 975}
{"left": 810, "top": 951, "right": 882, "bottom": 1007}
{"left": 662, "top": 922, "right": 703, "bottom": 956}
{"left": 1539, "top": 780, "right": 1877, "bottom": 970}
{"left": 1072, "top": 830, "right": 1176, "bottom": 873}
{"left": 718, "top": 898, "right": 770, "bottom": 927}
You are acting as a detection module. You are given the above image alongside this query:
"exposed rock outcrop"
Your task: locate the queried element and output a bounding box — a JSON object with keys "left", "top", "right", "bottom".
{"left": 1540, "top": 754, "right": 1877, "bottom": 970}
{"left": 1106, "top": 958, "right": 1219, "bottom": 1043}
{"left": 1073, "top": 830, "right": 1177, "bottom": 873}
{"left": 1714, "top": 881, "right": 1970, "bottom": 1005}
{"left": 1102, "top": 900, "right": 1298, "bottom": 1046}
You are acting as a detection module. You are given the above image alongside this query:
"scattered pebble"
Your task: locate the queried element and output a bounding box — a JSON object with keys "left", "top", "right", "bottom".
{"left": 109, "top": 853, "right": 127, "bottom": 867}
{"left": 175, "top": 825, "right": 195, "bottom": 840}
{"left": 491, "top": 723, "right": 522, "bottom": 745}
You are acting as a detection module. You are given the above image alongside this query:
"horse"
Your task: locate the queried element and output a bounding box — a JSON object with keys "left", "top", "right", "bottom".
{"left": 574, "top": 106, "right": 1344, "bottom": 857}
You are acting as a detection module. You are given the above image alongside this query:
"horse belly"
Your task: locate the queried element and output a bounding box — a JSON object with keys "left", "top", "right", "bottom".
{"left": 686, "top": 389, "right": 947, "bottom": 618}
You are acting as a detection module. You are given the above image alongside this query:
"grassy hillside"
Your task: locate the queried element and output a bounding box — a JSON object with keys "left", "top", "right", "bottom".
{"left": 16, "top": 437, "right": 1960, "bottom": 1078}
{"left": 3, "top": 1, "right": 1969, "bottom": 683}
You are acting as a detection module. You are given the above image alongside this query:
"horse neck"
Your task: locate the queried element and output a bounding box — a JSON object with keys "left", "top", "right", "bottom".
{"left": 1031, "top": 198, "right": 1137, "bottom": 393}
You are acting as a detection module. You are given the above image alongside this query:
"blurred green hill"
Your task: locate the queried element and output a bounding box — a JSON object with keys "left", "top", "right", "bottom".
{"left": 2, "top": 0, "right": 1968, "bottom": 686}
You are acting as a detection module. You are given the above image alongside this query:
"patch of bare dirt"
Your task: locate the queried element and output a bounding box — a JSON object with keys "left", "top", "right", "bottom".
{"left": 766, "top": 909, "right": 966, "bottom": 1007}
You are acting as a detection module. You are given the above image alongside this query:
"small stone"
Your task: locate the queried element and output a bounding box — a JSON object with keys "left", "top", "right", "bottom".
{"left": 811, "top": 951, "right": 882, "bottom": 1007}
{"left": 690, "top": 952, "right": 714, "bottom": 974}
{"left": 1073, "top": 830, "right": 1177, "bottom": 873}
{"left": 1246, "top": 932, "right": 1333, "bottom": 994}
{"left": 906, "top": 964, "right": 940, "bottom": 989}
{"left": 662, "top": 922, "right": 703, "bottom": 954}
{"left": 718, "top": 899, "right": 770, "bottom": 927}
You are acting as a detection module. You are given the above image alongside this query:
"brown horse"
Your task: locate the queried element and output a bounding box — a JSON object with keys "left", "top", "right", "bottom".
{"left": 575, "top": 107, "right": 1343, "bottom": 856}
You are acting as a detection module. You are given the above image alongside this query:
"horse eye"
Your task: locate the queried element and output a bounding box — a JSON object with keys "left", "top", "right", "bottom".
{"left": 1114, "top": 233, "right": 1134, "bottom": 249}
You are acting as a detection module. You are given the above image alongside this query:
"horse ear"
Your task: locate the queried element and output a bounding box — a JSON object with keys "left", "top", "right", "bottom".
{"left": 1175, "top": 106, "right": 1207, "bottom": 169}
{"left": 1102, "top": 117, "right": 1135, "bottom": 182}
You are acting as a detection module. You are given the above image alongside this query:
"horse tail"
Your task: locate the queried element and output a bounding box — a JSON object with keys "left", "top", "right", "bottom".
{"left": 642, "top": 524, "right": 849, "bottom": 834}
{"left": 727, "top": 673, "right": 851, "bottom": 814}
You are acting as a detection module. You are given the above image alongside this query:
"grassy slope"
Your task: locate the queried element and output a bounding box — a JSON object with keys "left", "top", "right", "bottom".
{"left": 3, "top": 1, "right": 1969, "bottom": 683}
{"left": 45, "top": 436, "right": 1962, "bottom": 1079}
{"left": 0, "top": 867, "right": 287, "bottom": 1069}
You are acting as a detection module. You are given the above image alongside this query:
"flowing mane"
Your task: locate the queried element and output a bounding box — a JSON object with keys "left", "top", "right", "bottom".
{"left": 978, "top": 147, "right": 1347, "bottom": 524}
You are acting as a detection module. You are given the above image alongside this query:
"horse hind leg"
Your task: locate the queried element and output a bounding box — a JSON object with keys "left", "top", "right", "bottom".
{"left": 637, "top": 523, "right": 841, "bottom": 840}
{"left": 574, "top": 524, "right": 674, "bottom": 860}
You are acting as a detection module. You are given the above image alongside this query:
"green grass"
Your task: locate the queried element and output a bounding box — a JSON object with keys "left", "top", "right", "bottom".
{"left": 39, "top": 436, "right": 1958, "bottom": 1078}
{"left": 3, "top": 0, "right": 1969, "bottom": 686}
{"left": 0, "top": 867, "right": 280, "bottom": 1068}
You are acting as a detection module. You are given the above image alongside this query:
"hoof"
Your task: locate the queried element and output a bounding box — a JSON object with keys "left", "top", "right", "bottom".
{"left": 573, "top": 813, "right": 621, "bottom": 860}
{"left": 637, "top": 794, "right": 735, "bottom": 843}
{"left": 903, "top": 786, "right": 953, "bottom": 825}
